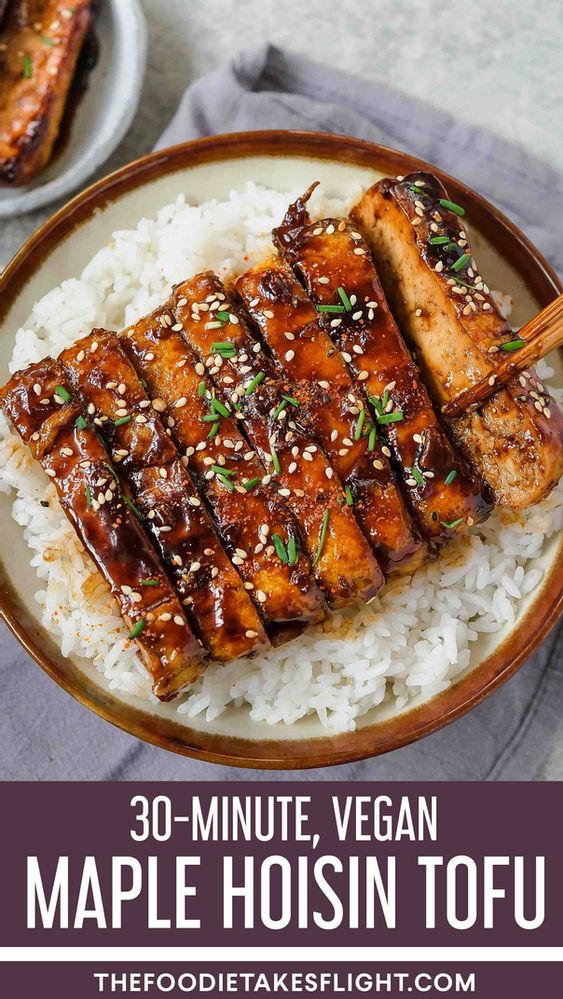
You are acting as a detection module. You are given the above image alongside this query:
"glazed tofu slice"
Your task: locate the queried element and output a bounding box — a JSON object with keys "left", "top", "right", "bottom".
{"left": 171, "top": 273, "right": 384, "bottom": 607}
{"left": 0, "top": 357, "right": 204, "bottom": 700}
{"left": 0, "top": 1, "right": 92, "bottom": 185}
{"left": 273, "top": 189, "right": 492, "bottom": 542}
{"left": 353, "top": 171, "right": 563, "bottom": 509}
{"left": 121, "top": 306, "right": 326, "bottom": 634}
{"left": 236, "top": 256, "right": 425, "bottom": 575}
{"left": 60, "top": 330, "right": 269, "bottom": 663}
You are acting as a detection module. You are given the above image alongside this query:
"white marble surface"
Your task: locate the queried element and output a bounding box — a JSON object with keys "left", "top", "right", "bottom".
{"left": 1, "top": 0, "right": 561, "bottom": 777}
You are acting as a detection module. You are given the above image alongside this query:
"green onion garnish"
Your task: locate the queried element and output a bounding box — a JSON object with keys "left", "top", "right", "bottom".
{"left": 140, "top": 578, "right": 159, "bottom": 587}
{"left": 287, "top": 533, "right": 297, "bottom": 566}
{"left": 104, "top": 462, "right": 119, "bottom": 484}
{"left": 281, "top": 393, "right": 300, "bottom": 407}
{"left": 337, "top": 287, "right": 353, "bottom": 311}
{"left": 410, "top": 465, "right": 425, "bottom": 487}
{"left": 201, "top": 413, "right": 220, "bottom": 422}
{"left": 500, "top": 338, "right": 526, "bottom": 352}
{"left": 369, "top": 395, "right": 384, "bottom": 417}
{"left": 271, "top": 448, "right": 280, "bottom": 474}
{"left": 207, "top": 421, "right": 220, "bottom": 439}
{"left": 368, "top": 425, "right": 377, "bottom": 452}
{"left": 114, "top": 415, "right": 131, "bottom": 426}
{"left": 211, "top": 397, "right": 231, "bottom": 419}
{"left": 54, "top": 384, "right": 71, "bottom": 403}
{"left": 22, "top": 54, "right": 32, "bottom": 78}
{"left": 211, "top": 465, "right": 235, "bottom": 478}
{"left": 216, "top": 472, "right": 234, "bottom": 491}
{"left": 197, "top": 381, "right": 206, "bottom": 398}
{"left": 214, "top": 311, "right": 230, "bottom": 323}
{"left": 440, "top": 517, "right": 464, "bottom": 530}
{"left": 75, "top": 415, "right": 88, "bottom": 430}
{"left": 122, "top": 495, "right": 143, "bottom": 520}
{"left": 429, "top": 236, "right": 450, "bottom": 245}
{"left": 444, "top": 241, "right": 458, "bottom": 252}
{"left": 344, "top": 485, "right": 354, "bottom": 506}
{"left": 85, "top": 484, "right": 92, "bottom": 508}
{"left": 243, "top": 477, "right": 261, "bottom": 491}
{"left": 41, "top": 36, "right": 55, "bottom": 47}
{"left": 128, "top": 619, "right": 146, "bottom": 639}
{"left": 438, "top": 198, "right": 465, "bottom": 217}
{"left": 272, "top": 533, "right": 288, "bottom": 564}
{"left": 315, "top": 304, "right": 346, "bottom": 314}
{"left": 377, "top": 411, "right": 404, "bottom": 425}
{"left": 313, "top": 510, "right": 329, "bottom": 565}
{"left": 445, "top": 469, "right": 457, "bottom": 486}
{"left": 140, "top": 378, "right": 148, "bottom": 390}
{"left": 451, "top": 253, "right": 470, "bottom": 273}
{"left": 381, "top": 388, "right": 390, "bottom": 410}
{"left": 244, "top": 371, "right": 265, "bottom": 395}
{"left": 272, "top": 399, "right": 288, "bottom": 420}
{"left": 354, "top": 408, "right": 366, "bottom": 440}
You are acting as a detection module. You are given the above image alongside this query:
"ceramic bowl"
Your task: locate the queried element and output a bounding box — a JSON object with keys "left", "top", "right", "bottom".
{"left": 0, "top": 0, "right": 147, "bottom": 219}
{"left": 0, "top": 131, "right": 561, "bottom": 768}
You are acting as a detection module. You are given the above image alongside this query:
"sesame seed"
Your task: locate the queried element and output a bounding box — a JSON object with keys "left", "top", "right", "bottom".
{"left": 488, "top": 375, "right": 496, "bottom": 386}
{"left": 413, "top": 433, "right": 423, "bottom": 444}
{"left": 435, "top": 261, "right": 444, "bottom": 273}
{"left": 357, "top": 371, "right": 369, "bottom": 381}
{"left": 175, "top": 397, "right": 187, "bottom": 408}
{"left": 331, "top": 318, "right": 342, "bottom": 328}
{"left": 263, "top": 309, "right": 274, "bottom": 319}
{"left": 353, "top": 247, "right": 365, "bottom": 256}
{"left": 158, "top": 612, "right": 172, "bottom": 622}
{"left": 246, "top": 630, "right": 259, "bottom": 639}
{"left": 279, "top": 488, "right": 291, "bottom": 497}
{"left": 326, "top": 224, "right": 335, "bottom": 235}
{"left": 189, "top": 496, "right": 201, "bottom": 506}
{"left": 352, "top": 310, "right": 363, "bottom": 321}
{"left": 152, "top": 398, "right": 166, "bottom": 412}
{"left": 90, "top": 341, "right": 98, "bottom": 352}
{"left": 76, "top": 350, "right": 85, "bottom": 362}
{"left": 325, "top": 467, "right": 333, "bottom": 479}
{"left": 318, "top": 276, "right": 329, "bottom": 285}
{"left": 256, "top": 590, "right": 267, "bottom": 603}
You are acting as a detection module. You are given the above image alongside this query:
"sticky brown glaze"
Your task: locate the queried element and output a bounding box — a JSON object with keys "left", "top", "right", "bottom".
{"left": 236, "top": 256, "right": 425, "bottom": 575}
{"left": 0, "top": 356, "right": 204, "bottom": 700}
{"left": 353, "top": 172, "right": 563, "bottom": 509}
{"left": 121, "top": 306, "right": 326, "bottom": 635}
{"left": 0, "top": 1, "right": 92, "bottom": 185}
{"left": 274, "top": 188, "right": 491, "bottom": 543}
{"left": 60, "top": 330, "right": 269, "bottom": 662}
{"left": 171, "top": 273, "right": 384, "bottom": 607}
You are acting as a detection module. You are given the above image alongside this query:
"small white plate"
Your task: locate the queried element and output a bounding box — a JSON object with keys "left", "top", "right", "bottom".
{"left": 0, "top": 0, "right": 147, "bottom": 219}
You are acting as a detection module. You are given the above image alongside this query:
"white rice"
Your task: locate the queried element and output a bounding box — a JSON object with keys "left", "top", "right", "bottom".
{"left": 1, "top": 181, "right": 562, "bottom": 733}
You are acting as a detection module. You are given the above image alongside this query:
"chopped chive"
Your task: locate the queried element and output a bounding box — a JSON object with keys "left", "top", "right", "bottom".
{"left": 54, "top": 384, "right": 71, "bottom": 403}
{"left": 207, "top": 421, "right": 220, "bottom": 439}
{"left": 272, "top": 533, "right": 288, "bottom": 564}
{"left": 337, "top": 287, "right": 353, "bottom": 311}
{"left": 114, "top": 415, "right": 132, "bottom": 426}
{"left": 128, "top": 618, "right": 146, "bottom": 639}
{"left": 354, "top": 408, "right": 366, "bottom": 440}
{"left": 272, "top": 399, "right": 288, "bottom": 420}
{"left": 85, "top": 484, "right": 92, "bottom": 508}
{"left": 440, "top": 517, "right": 464, "bottom": 530}
{"left": 214, "top": 311, "right": 230, "bottom": 323}
{"left": 140, "top": 578, "right": 159, "bottom": 587}
{"left": 368, "top": 425, "right": 377, "bottom": 451}
{"left": 410, "top": 465, "right": 425, "bottom": 487}
{"left": 103, "top": 462, "right": 119, "bottom": 484}
{"left": 216, "top": 472, "right": 234, "bottom": 491}
{"left": 438, "top": 198, "right": 465, "bottom": 217}
{"left": 212, "top": 341, "right": 233, "bottom": 351}
{"left": 344, "top": 485, "right": 354, "bottom": 506}
{"left": 122, "top": 494, "right": 143, "bottom": 520}
{"left": 450, "top": 278, "right": 478, "bottom": 291}
{"left": 451, "top": 253, "right": 470, "bottom": 273}
{"left": 313, "top": 510, "right": 329, "bottom": 565}
{"left": 243, "top": 477, "right": 261, "bottom": 491}
{"left": 500, "top": 338, "right": 527, "bottom": 352}
{"left": 197, "top": 381, "right": 206, "bottom": 398}
{"left": 281, "top": 393, "right": 300, "bottom": 407}
{"left": 429, "top": 236, "right": 450, "bottom": 245}
{"left": 211, "top": 464, "right": 236, "bottom": 477}
{"left": 22, "top": 54, "right": 32, "bottom": 78}
{"left": 381, "top": 388, "right": 390, "bottom": 409}
{"left": 444, "top": 241, "right": 458, "bottom": 252}
{"left": 287, "top": 533, "right": 297, "bottom": 566}
{"left": 271, "top": 448, "right": 281, "bottom": 474}
{"left": 75, "top": 415, "right": 88, "bottom": 430}
{"left": 410, "top": 183, "right": 428, "bottom": 196}
{"left": 369, "top": 395, "right": 384, "bottom": 417}
{"left": 445, "top": 469, "right": 457, "bottom": 486}
{"left": 41, "top": 36, "right": 56, "bottom": 46}
{"left": 201, "top": 413, "right": 220, "bottom": 422}
{"left": 315, "top": 304, "right": 346, "bottom": 314}
{"left": 211, "top": 397, "right": 231, "bottom": 419}
{"left": 377, "top": 411, "right": 404, "bottom": 425}
{"left": 140, "top": 378, "right": 148, "bottom": 390}
{"left": 244, "top": 371, "right": 265, "bottom": 395}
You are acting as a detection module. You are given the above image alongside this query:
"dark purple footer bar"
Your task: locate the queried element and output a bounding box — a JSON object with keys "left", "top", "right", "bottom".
{"left": 1, "top": 962, "right": 561, "bottom": 998}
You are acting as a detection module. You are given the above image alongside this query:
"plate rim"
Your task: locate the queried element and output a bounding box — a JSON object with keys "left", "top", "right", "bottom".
{"left": 0, "top": 128, "right": 562, "bottom": 770}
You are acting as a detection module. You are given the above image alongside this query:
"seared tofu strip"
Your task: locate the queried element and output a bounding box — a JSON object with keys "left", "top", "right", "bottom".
{"left": 353, "top": 172, "right": 563, "bottom": 509}
{"left": 236, "top": 256, "right": 425, "bottom": 574}
{"left": 274, "top": 190, "right": 491, "bottom": 542}
{"left": 0, "top": 1, "right": 92, "bottom": 185}
{"left": 121, "top": 307, "right": 326, "bottom": 633}
{"left": 0, "top": 357, "right": 204, "bottom": 700}
{"left": 60, "top": 330, "right": 269, "bottom": 662}
{"left": 171, "top": 273, "right": 384, "bottom": 607}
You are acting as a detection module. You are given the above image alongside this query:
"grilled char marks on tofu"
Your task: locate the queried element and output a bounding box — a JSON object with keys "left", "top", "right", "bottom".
{"left": 121, "top": 308, "right": 326, "bottom": 633}
{"left": 236, "top": 256, "right": 426, "bottom": 575}
{"left": 0, "top": 1, "right": 93, "bottom": 186}
{"left": 171, "top": 273, "right": 384, "bottom": 607}
{"left": 0, "top": 356, "right": 204, "bottom": 700}
{"left": 273, "top": 188, "right": 491, "bottom": 542}
{"left": 353, "top": 172, "right": 563, "bottom": 510}
{"left": 60, "top": 330, "right": 269, "bottom": 663}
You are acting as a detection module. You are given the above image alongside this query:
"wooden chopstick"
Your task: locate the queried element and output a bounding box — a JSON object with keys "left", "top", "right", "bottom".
{"left": 442, "top": 292, "right": 563, "bottom": 419}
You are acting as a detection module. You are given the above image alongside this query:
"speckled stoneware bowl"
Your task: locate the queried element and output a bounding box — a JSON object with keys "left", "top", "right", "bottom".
{"left": 0, "top": 131, "right": 561, "bottom": 768}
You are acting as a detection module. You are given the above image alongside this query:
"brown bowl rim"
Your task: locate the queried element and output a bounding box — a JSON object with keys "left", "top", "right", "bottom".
{"left": 0, "top": 129, "right": 562, "bottom": 771}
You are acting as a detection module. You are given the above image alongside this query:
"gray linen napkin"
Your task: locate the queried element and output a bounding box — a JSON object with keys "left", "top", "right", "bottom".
{"left": 1, "top": 44, "right": 562, "bottom": 781}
